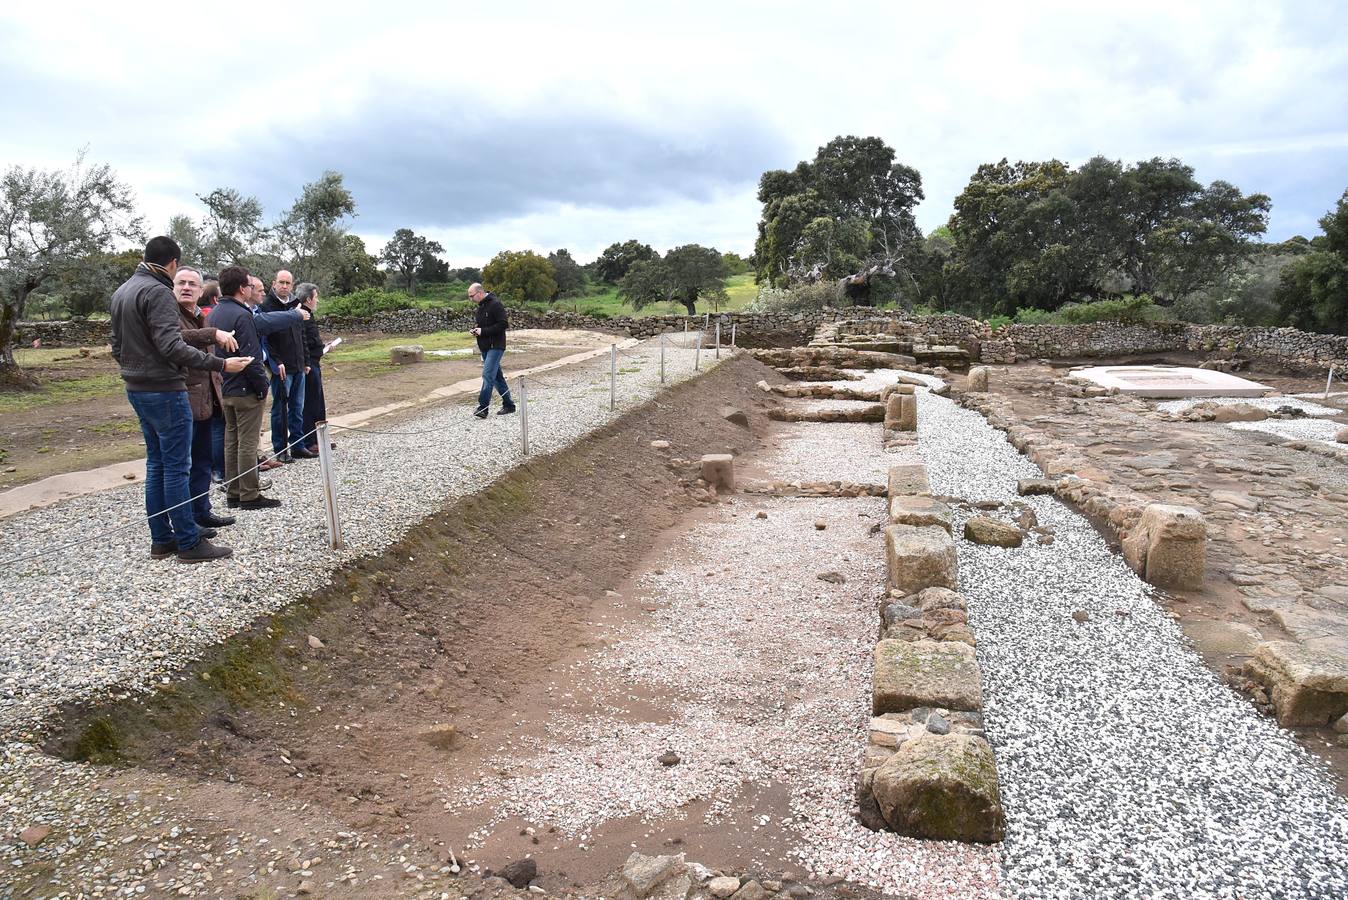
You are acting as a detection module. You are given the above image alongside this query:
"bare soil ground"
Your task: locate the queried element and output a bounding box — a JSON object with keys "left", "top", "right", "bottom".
{"left": 0, "top": 330, "right": 616, "bottom": 491}
{"left": 978, "top": 356, "right": 1348, "bottom": 791}
{"left": 34, "top": 356, "right": 899, "bottom": 898}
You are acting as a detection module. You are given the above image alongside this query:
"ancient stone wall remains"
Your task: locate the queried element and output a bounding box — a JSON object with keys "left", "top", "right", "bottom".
{"left": 15, "top": 307, "right": 1348, "bottom": 371}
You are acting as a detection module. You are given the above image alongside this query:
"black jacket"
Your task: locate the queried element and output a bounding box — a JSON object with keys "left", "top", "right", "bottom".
{"left": 302, "top": 316, "right": 325, "bottom": 368}
{"left": 473, "top": 292, "right": 508, "bottom": 352}
{"left": 209, "top": 297, "right": 272, "bottom": 398}
{"left": 260, "top": 291, "right": 308, "bottom": 371}
{"left": 109, "top": 265, "right": 224, "bottom": 392}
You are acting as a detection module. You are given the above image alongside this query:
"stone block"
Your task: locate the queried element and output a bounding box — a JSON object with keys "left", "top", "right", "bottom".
{"left": 887, "top": 464, "right": 931, "bottom": 498}
{"left": 390, "top": 345, "right": 424, "bottom": 365}
{"left": 719, "top": 406, "right": 749, "bottom": 427}
{"left": 869, "top": 733, "right": 1005, "bottom": 842}
{"left": 700, "top": 454, "right": 735, "bottom": 492}
{"left": 873, "top": 639, "right": 981, "bottom": 713}
{"left": 1248, "top": 641, "right": 1348, "bottom": 726}
{"left": 888, "top": 494, "right": 953, "bottom": 533}
{"left": 1337, "top": 427, "right": 1348, "bottom": 444}
{"left": 966, "top": 366, "right": 990, "bottom": 392}
{"left": 1016, "top": 478, "right": 1056, "bottom": 496}
{"left": 963, "top": 516, "right": 1024, "bottom": 548}
{"left": 1212, "top": 403, "right": 1269, "bottom": 423}
{"left": 885, "top": 525, "right": 957, "bottom": 594}
{"left": 1122, "top": 503, "right": 1206, "bottom": 590}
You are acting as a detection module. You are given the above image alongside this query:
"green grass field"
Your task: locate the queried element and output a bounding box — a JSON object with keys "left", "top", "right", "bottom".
{"left": 325, "top": 331, "right": 478, "bottom": 365}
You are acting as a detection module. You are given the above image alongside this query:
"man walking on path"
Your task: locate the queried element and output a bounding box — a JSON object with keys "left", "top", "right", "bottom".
{"left": 261, "top": 270, "right": 312, "bottom": 460}
{"left": 109, "top": 237, "right": 252, "bottom": 562}
{"left": 296, "top": 283, "right": 329, "bottom": 454}
{"left": 209, "top": 267, "right": 306, "bottom": 510}
{"left": 468, "top": 282, "right": 514, "bottom": 419}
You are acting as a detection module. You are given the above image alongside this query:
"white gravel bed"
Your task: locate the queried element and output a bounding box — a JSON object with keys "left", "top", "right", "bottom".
{"left": 917, "top": 390, "right": 1348, "bottom": 899}
{"left": 761, "top": 423, "right": 912, "bottom": 484}
{"left": 819, "top": 368, "right": 945, "bottom": 393}
{"left": 0, "top": 343, "right": 726, "bottom": 738}
{"left": 1156, "top": 396, "right": 1339, "bottom": 416}
{"left": 1228, "top": 418, "right": 1346, "bottom": 445}
{"left": 442, "top": 495, "right": 1000, "bottom": 898}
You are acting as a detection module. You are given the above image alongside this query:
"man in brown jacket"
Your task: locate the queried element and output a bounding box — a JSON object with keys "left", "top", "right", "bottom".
{"left": 173, "top": 267, "right": 238, "bottom": 532}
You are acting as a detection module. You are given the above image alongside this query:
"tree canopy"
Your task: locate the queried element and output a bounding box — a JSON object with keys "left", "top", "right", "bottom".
{"left": 619, "top": 244, "right": 728, "bottom": 315}
{"left": 595, "top": 239, "right": 658, "bottom": 283}
{"left": 547, "top": 248, "right": 586, "bottom": 299}
{"left": 755, "top": 135, "right": 924, "bottom": 291}
{"left": 379, "top": 228, "right": 445, "bottom": 297}
{"left": 0, "top": 154, "right": 143, "bottom": 385}
{"left": 1276, "top": 189, "right": 1348, "bottom": 334}
{"left": 482, "top": 250, "right": 556, "bottom": 304}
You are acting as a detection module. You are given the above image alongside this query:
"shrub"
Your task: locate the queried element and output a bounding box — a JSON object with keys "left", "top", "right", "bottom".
{"left": 1006, "top": 295, "right": 1170, "bottom": 326}
{"left": 748, "top": 280, "right": 842, "bottom": 312}
{"left": 321, "top": 289, "right": 416, "bottom": 318}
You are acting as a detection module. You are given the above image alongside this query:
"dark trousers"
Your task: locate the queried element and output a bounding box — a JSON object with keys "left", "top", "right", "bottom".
{"left": 270, "top": 369, "right": 306, "bottom": 453}
{"left": 189, "top": 416, "right": 217, "bottom": 521}
{"left": 302, "top": 363, "right": 326, "bottom": 449}
{"left": 210, "top": 412, "right": 225, "bottom": 479}
{"left": 477, "top": 348, "right": 513, "bottom": 411}
{"left": 222, "top": 394, "right": 266, "bottom": 502}
{"left": 126, "top": 390, "right": 200, "bottom": 550}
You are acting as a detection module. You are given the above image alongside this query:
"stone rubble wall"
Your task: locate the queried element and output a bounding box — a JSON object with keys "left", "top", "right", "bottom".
{"left": 14, "top": 308, "right": 1347, "bottom": 371}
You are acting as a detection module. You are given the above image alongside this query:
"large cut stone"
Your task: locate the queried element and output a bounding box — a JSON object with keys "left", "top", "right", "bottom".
{"left": 885, "top": 525, "right": 957, "bottom": 594}
{"left": 963, "top": 516, "right": 1024, "bottom": 548}
{"left": 1122, "top": 504, "right": 1206, "bottom": 590}
{"left": 887, "top": 464, "right": 931, "bottom": 498}
{"left": 966, "top": 366, "right": 990, "bottom": 392}
{"left": 700, "top": 454, "right": 735, "bottom": 492}
{"left": 873, "top": 639, "right": 981, "bottom": 713}
{"left": 1211, "top": 403, "right": 1269, "bottom": 423}
{"left": 1248, "top": 641, "right": 1348, "bottom": 726}
{"left": 869, "top": 733, "right": 1005, "bottom": 842}
{"left": 389, "top": 345, "right": 424, "bottom": 365}
{"left": 889, "top": 494, "right": 953, "bottom": 533}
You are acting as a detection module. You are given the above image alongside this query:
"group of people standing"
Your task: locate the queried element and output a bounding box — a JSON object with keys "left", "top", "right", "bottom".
{"left": 109, "top": 236, "right": 331, "bottom": 563}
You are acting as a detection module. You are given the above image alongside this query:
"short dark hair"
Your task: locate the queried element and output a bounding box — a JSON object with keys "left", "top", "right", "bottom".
{"left": 200, "top": 281, "right": 221, "bottom": 305}
{"left": 144, "top": 236, "right": 182, "bottom": 267}
{"left": 219, "top": 265, "right": 251, "bottom": 298}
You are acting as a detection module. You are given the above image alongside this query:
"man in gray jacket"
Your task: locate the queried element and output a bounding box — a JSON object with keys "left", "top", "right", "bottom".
{"left": 110, "top": 236, "right": 252, "bottom": 562}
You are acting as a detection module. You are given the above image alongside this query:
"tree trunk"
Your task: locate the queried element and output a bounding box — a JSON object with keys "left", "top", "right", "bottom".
{"left": 0, "top": 303, "right": 38, "bottom": 390}
{"left": 681, "top": 297, "right": 696, "bottom": 316}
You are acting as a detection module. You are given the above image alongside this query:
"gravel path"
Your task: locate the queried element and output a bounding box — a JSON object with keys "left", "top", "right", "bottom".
{"left": 0, "top": 341, "right": 724, "bottom": 738}
{"left": 1156, "top": 396, "right": 1339, "bottom": 416}
{"left": 917, "top": 389, "right": 1348, "bottom": 899}
{"left": 442, "top": 489, "right": 1000, "bottom": 898}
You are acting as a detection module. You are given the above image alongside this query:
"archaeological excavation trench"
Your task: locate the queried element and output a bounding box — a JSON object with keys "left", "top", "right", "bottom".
{"left": 11, "top": 319, "right": 1348, "bottom": 899}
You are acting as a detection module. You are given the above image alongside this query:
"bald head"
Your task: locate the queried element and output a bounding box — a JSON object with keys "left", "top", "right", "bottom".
{"left": 468, "top": 283, "right": 486, "bottom": 303}
{"left": 272, "top": 270, "right": 294, "bottom": 300}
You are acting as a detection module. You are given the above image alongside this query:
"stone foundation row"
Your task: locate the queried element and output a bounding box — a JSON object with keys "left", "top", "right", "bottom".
{"left": 956, "top": 387, "right": 1348, "bottom": 730}
{"left": 857, "top": 463, "right": 1006, "bottom": 843}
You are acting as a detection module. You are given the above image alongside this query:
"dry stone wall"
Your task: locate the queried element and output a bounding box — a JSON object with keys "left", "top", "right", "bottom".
{"left": 14, "top": 306, "right": 1347, "bottom": 371}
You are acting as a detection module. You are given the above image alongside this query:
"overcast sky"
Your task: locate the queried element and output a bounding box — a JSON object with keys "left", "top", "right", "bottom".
{"left": 3, "top": 1, "right": 1346, "bottom": 266}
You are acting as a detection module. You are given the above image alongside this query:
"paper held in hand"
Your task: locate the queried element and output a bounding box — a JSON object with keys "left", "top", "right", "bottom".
{"left": 323, "top": 336, "right": 343, "bottom": 355}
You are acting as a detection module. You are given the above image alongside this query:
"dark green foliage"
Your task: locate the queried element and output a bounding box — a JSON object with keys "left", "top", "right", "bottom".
{"left": 595, "top": 239, "right": 658, "bottom": 283}
{"left": 330, "top": 235, "right": 384, "bottom": 295}
{"left": 755, "top": 135, "right": 924, "bottom": 289}
{"left": 1275, "top": 190, "right": 1348, "bottom": 335}
{"left": 379, "top": 228, "right": 445, "bottom": 297}
{"left": 482, "top": 250, "right": 556, "bottom": 304}
{"left": 320, "top": 288, "right": 416, "bottom": 317}
{"left": 547, "top": 248, "right": 587, "bottom": 299}
{"left": 947, "top": 156, "right": 1270, "bottom": 316}
{"left": 619, "top": 244, "right": 728, "bottom": 315}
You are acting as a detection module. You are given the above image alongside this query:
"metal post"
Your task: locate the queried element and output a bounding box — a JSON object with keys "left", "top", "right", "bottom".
{"left": 731, "top": 321, "right": 737, "bottom": 349}
{"left": 610, "top": 343, "right": 617, "bottom": 411}
{"left": 704, "top": 312, "right": 709, "bottom": 331}
{"left": 715, "top": 321, "right": 721, "bottom": 359}
{"left": 695, "top": 333, "right": 702, "bottom": 371}
{"left": 684, "top": 318, "right": 689, "bottom": 337}
{"left": 519, "top": 375, "right": 529, "bottom": 455}
{"left": 316, "top": 421, "right": 344, "bottom": 550}
{"left": 1327, "top": 366, "right": 1336, "bottom": 400}
{"left": 660, "top": 333, "right": 666, "bottom": 384}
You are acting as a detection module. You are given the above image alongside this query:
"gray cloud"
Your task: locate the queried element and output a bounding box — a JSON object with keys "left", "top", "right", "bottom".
{"left": 185, "top": 96, "right": 790, "bottom": 234}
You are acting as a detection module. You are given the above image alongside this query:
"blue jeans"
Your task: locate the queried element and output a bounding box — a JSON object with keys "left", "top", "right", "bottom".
{"left": 210, "top": 412, "right": 225, "bottom": 479}
{"left": 190, "top": 416, "right": 217, "bottom": 521}
{"left": 270, "top": 369, "right": 306, "bottom": 453}
{"left": 126, "top": 390, "right": 200, "bottom": 550}
{"left": 477, "top": 348, "right": 513, "bottom": 411}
